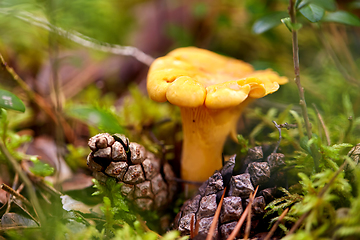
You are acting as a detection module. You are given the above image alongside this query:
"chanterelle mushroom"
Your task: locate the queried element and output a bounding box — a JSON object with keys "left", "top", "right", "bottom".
{"left": 147, "top": 47, "right": 288, "bottom": 183}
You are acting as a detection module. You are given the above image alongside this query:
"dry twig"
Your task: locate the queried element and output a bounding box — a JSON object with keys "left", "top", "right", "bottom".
{"left": 0, "top": 9, "right": 155, "bottom": 66}
{"left": 190, "top": 214, "right": 196, "bottom": 239}
{"left": 0, "top": 53, "right": 75, "bottom": 143}
{"left": 12, "top": 199, "right": 40, "bottom": 226}
{"left": 312, "top": 104, "right": 331, "bottom": 146}
{"left": 244, "top": 193, "right": 253, "bottom": 240}
{"left": 5, "top": 174, "right": 19, "bottom": 214}
{"left": 264, "top": 208, "right": 289, "bottom": 240}
{"left": 0, "top": 225, "right": 39, "bottom": 232}
{"left": 288, "top": 0, "right": 320, "bottom": 171}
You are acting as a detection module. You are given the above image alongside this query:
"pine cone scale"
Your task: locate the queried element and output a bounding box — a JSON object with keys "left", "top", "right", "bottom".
{"left": 87, "top": 133, "right": 177, "bottom": 211}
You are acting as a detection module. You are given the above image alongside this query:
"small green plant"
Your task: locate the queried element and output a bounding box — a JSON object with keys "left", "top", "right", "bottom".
{"left": 265, "top": 187, "right": 303, "bottom": 233}
{"left": 0, "top": 97, "right": 54, "bottom": 178}
{"left": 92, "top": 178, "right": 186, "bottom": 240}
{"left": 335, "top": 160, "right": 360, "bottom": 238}
{"left": 28, "top": 156, "right": 54, "bottom": 177}
{"left": 0, "top": 89, "right": 25, "bottom": 113}
{"left": 253, "top": 0, "right": 360, "bottom": 35}
{"left": 252, "top": 0, "right": 360, "bottom": 238}
{"left": 92, "top": 178, "right": 136, "bottom": 231}
{"left": 237, "top": 134, "right": 250, "bottom": 157}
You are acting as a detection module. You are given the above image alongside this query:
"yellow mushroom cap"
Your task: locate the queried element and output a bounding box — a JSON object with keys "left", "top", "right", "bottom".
{"left": 147, "top": 47, "right": 288, "bottom": 109}
{"left": 147, "top": 47, "right": 288, "bottom": 183}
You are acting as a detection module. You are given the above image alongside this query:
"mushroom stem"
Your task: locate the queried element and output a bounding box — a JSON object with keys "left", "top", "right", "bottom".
{"left": 180, "top": 102, "right": 250, "bottom": 183}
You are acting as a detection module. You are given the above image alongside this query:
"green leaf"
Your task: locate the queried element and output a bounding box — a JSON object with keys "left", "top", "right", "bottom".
{"left": 252, "top": 11, "right": 289, "bottom": 34}
{"left": 300, "top": 134, "right": 321, "bottom": 155}
{"left": 66, "top": 105, "right": 124, "bottom": 134}
{"left": 0, "top": 108, "right": 7, "bottom": 123}
{"left": 0, "top": 89, "right": 25, "bottom": 112}
{"left": 237, "top": 134, "right": 249, "bottom": 156}
{"left": 29, "top": 160, "right": 54, "bottom": 177}
{"left": 281, "top": 17, "right": 303, "bottom": 32}
{"left": 297, "top": 0, "right": 336, "bottom": 12}
{"left": 323, "top": 11, "right": 360, "bottom": 26}
{"left": 332, "top": 143, "right": 353, "bottom": 150}
{"left": 300, "top": 3, "right": 325, "bottom": 22}
{"left": 295, "top": 0, "right": 302, "bottom": 9}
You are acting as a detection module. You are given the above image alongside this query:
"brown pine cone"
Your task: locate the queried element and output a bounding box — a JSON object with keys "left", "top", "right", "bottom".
{"left": 348, "top": 143, "right": 360, "bottom": 165}
{"left": 174, "top": 146, "right": 285, "bottom": 239}
{"left": 87, "top": 133, "right": 177, "bottom": 211}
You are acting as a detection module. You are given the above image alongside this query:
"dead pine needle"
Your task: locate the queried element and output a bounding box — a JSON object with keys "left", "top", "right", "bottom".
{"left": 12, "top": 199, "right": 40, "bottom": 226}
{"left": 264, "top": 208, "right": 289, "bottom": 240}
{"left": 190, "top": 214, "right": 196, "bottom": 239}
{"left": 244, "top": 193, "right": 253, "bottom": 240}
{"left": 226, "top": 186, "right": 259, "bottom": 240}
{"left": 206, "top": 187, "right": 226, "bottom": 240}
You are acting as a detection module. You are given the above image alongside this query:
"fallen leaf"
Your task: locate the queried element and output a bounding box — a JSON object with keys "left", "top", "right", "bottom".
{"left": 61, "top": 195, "right": 102, "bottom": 215}
{"left": 1, "top": 213, "right": 37, "bottom": 227}
{"left": 26, "top": 135, "right": 73, "bottom": 183}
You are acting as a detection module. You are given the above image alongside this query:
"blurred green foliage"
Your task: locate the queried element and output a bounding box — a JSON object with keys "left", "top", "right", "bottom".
{"left": 92, "top": 178, "right": 137, "bottom": 231}
{"left": 67, "top": 105, "right": 125, "bottom": 134}
{"left": 0, "top": 0, "right": 138, "bottom": 43}
{"left": 0, "top": 107, "right": 55, "bottom": 179}
{"left": 29, "top": 156, "right": 54, "bottom": 177}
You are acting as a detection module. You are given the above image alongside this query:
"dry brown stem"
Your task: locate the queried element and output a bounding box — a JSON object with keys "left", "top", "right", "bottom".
{"left": 289, "top": 0, "right": 320, "bottom": 171}
{"left": 264, "top": 208, "right": 289, "bottom": 240}
{"left": 0, "top": 141, "right": 45, "bottom": 224}
{"left": 244, "top": 193, "right": 252, "bottom": 240}
{"left": 1, "top": 183, "right": 31, "bottom": 207}
{"left": 0, "top": 9, "right": 154, "bottom": 66}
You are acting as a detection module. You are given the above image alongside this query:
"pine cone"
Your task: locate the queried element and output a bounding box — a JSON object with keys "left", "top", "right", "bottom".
{"left": 348, "top": 143, "right": 360, "bottom": 165}
{"left": 174, "top": 146, "right": 285, "bottom": 239}
{"left": 87, "top": 133, "right": 177, "bottom": 211}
